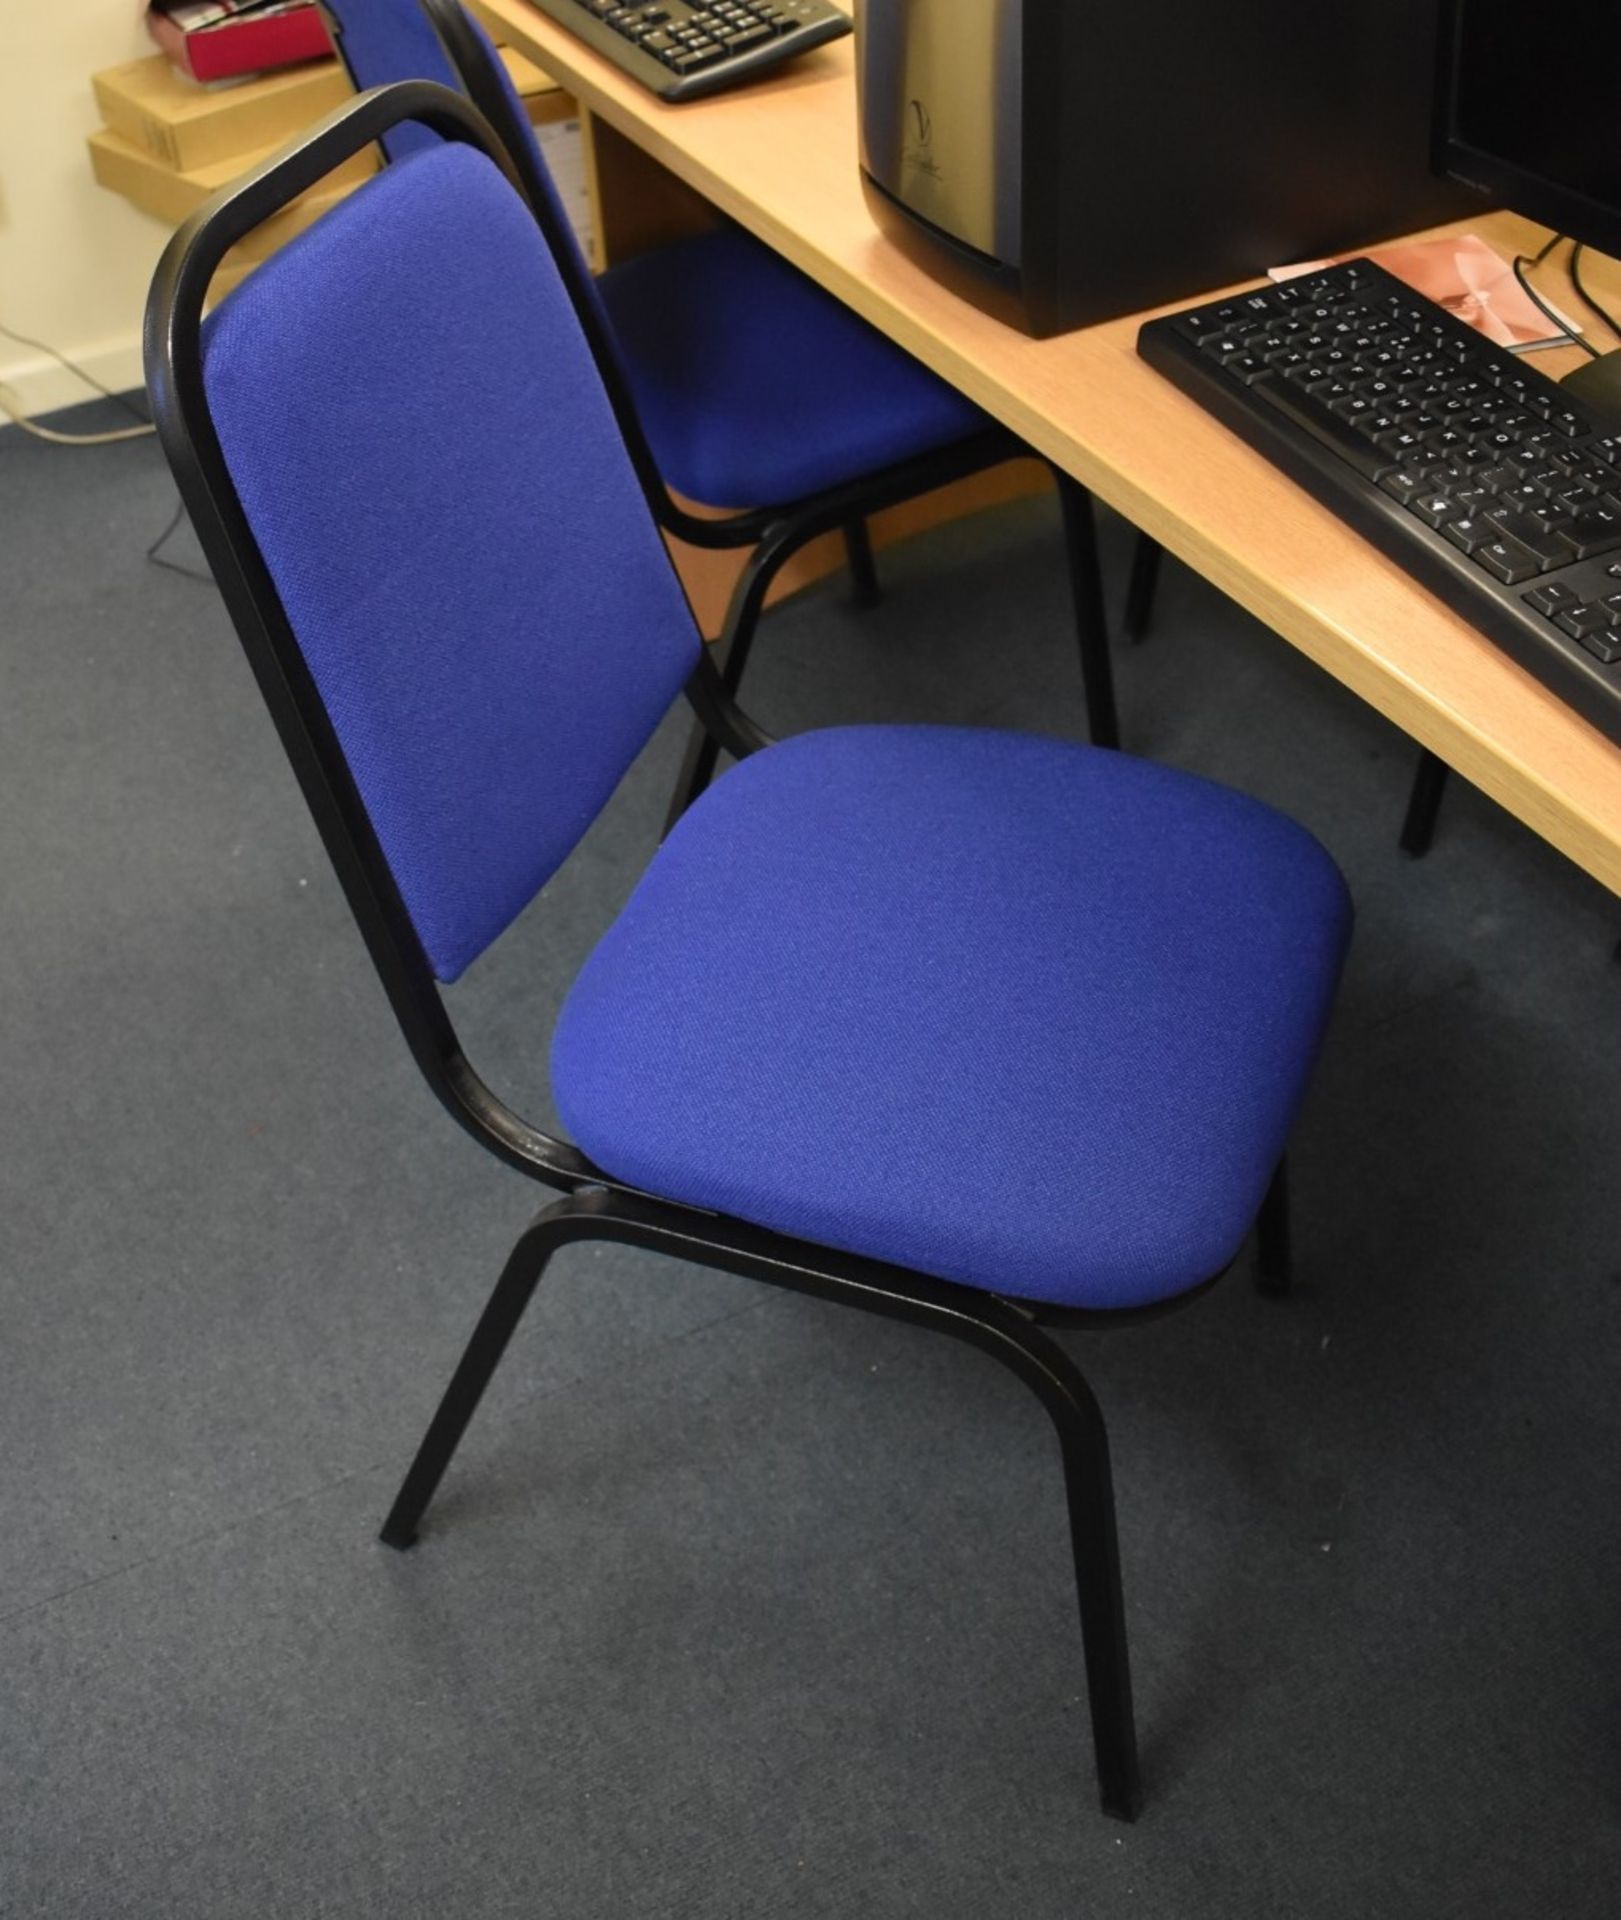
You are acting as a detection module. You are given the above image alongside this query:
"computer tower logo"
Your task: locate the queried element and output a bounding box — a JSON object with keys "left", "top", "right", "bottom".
{"left": 905, "top": 97, "right": 941, "bottom": 179}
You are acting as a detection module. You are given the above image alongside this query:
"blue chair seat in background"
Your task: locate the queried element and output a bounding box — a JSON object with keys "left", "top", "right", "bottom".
{"left": 553, "top": 726, "right": 1352, "bottom": 1312}
{"left": 598, "top": 227, "right": 992, "bottom": 508}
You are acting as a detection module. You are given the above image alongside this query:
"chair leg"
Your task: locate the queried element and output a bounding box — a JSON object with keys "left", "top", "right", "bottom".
{"left": 843, "top": 516, "right": 881, "bottom": 608}
{"left": 1400, "top": 748, "right": 1451, "bottom": 858}
{"left": 381, "top": 1180, "right": 1144, "bottom": 1818}
{"left": 380, "top": 1197, "right": 584, "bottom": 1549}
{"left": 1123, "top": 533, "right": 1164, "bottom": 643}
{"left": 1039, "top": 1346, "right": 1142, "bottom": 1820}
{"left": 664, "top": 703, "right": 731, "bottom": 840}
{"left": 1254, "top": 1157, "right": 1292, "bottom": 1298}
{"left": 662, "top": 527, "right": 803, "bottom": 835}
{"left": 1053, "top": 471, "right": 1122, "bottom": 751}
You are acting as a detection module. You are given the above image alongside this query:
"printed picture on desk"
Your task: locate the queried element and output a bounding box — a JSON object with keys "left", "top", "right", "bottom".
{"left": 1272, "top": 234, "right": 1582, "bottom": 352}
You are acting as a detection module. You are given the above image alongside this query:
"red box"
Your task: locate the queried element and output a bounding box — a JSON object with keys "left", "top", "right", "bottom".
{"left": 146, "top": 4, "right": 334, "bottom": 84}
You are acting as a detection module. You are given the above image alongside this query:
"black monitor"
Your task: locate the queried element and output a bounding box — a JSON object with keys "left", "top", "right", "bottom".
{"left": 1436, "top": 0, "right": 1621, "bottom": 260}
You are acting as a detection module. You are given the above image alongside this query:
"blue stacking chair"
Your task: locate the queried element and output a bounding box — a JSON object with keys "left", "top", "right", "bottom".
{"left": 314, "top": 0, "right": 1156, "bottom": 825}
{"left": 144, "top": 84, "right": 1352, "bottom": 1820}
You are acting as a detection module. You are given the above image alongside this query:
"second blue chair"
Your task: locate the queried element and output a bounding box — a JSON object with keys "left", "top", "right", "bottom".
{"left": 317, "top": 0, "right": 1154, "bottom": 821}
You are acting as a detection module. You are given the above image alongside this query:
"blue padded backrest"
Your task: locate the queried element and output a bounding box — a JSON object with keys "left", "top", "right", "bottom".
{"left": 201, "top": 143, "right": 702, "bottom": 981}
{"left": 444, "top": 2, "right": 619, "bottom": 348}
{"left": 319, "top": 0, "right": 460, "bottom": 159}
{"left": 322, "top": 0, "right": 617, "bottom": 351}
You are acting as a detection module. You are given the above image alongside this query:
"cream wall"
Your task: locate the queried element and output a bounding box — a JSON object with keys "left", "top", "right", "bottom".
{"left": 1, "top": 4, "right": 173, "bottom": 414}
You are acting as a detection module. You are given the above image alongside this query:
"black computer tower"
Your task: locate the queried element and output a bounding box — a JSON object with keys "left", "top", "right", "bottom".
{"left": 856, "top": 0, "right": 1475, "bottom": 335}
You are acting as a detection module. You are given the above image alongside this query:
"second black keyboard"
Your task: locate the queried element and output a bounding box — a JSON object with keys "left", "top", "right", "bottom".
{"left": 1138, "top": 258, "right": 1621, "bottom": 747}
{"left": 525, "top": 0, "right": 851, "bottom": 101}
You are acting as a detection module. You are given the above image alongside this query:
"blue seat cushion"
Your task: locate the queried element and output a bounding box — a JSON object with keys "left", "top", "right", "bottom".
{"left": 598, "top": 228, "right": 991, "bottom": 509}
{"left": 551, "top": 728, "right": 1352, "bottom": 1311}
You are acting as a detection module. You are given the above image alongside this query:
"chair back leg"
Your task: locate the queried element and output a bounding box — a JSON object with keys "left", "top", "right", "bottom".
{"left": 842, "top": 516, "right": 882, "bottom": 606}
{"left": 663, "top": 520, "right": 804, "bottom": 834}
{"left": 1254, "top": 1156, "right": 1293, "bottom": 1297}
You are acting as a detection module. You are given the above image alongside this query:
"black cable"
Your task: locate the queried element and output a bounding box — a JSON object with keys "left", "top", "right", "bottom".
{"left": 0, "top": 317, "right": 152, "bottom": 426}
{"left": 145, "top": 495, "right": 214, "bottom": 586}
{"left": 1511, "top": 245, "right": 1599, "bottom": 357}
{"left": 1569, "top": 244, "right": 1621, "bottom": 347}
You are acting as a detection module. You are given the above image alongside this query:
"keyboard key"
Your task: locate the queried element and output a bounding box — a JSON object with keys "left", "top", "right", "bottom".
{"left": 1443, "top": 515, "right": 1494, "bottom": 554}
{"left": 1482, "top": 509, "right": 1574, "bottom": 568}
{"left": 1559, "top": 508, "right": 1621, "bottom": 560}
{"left": 1497, "top": 480, "right": 1549, "bottom": 510}
{"left": 1526, "top": 581, "right": 1581, "bottom": 618}
{"left": 1330, "top": 392, "right": 1378, "bottom": 420}
{"left": 1475, "top": 537, "right": 1541, "bottom": 584}
{"left": 1378, "top": 467, "right": 1431, "bottom": 505}
{"left": 1412, "top": 491, "right": 1465, "bottom": 528}
{"left": 1555, "top": 603, "right": 1621, "bottom": 645}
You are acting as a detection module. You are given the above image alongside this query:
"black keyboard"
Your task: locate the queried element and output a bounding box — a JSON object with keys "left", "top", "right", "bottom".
{"left": 525, "top": 0, "right": 850, "bottom": 101}
{"left": 1138, "top": 258, "right": 1621, "bottom": 747}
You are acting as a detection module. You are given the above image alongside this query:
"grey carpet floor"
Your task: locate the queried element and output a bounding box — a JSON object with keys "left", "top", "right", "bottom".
{"left": 2, "top": 404, "right": 1618, "bottom": 1918}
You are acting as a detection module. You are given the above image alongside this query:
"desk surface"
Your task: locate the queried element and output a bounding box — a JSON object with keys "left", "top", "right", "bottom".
{"left": 476, "top": 0, "right": 1621, "bottom": 898}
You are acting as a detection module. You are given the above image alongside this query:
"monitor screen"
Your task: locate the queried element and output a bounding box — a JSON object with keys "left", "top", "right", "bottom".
{"left": 1437, "top": 0, "right": 1621, "bottom": 260}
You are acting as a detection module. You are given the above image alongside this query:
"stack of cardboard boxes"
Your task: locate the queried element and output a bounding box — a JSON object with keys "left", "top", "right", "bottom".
{"left": 88, "top": 44, "right": 595, "bottom": 300}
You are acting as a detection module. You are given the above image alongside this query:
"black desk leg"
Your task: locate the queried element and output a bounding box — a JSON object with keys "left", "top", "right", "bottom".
{"left": 1401, "top": 749, "right": 1451, "bottom": 858}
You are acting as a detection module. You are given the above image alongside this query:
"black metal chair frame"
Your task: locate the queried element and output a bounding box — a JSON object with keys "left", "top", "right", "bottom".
{"left": 144, "top": 83, "right": 1297, "bottom": 1824}
{"left": 414, "top": 0, "right": 1130, "bottom": 827}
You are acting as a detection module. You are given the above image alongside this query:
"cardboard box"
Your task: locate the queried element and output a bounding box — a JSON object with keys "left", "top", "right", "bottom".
{"left": 94, "top": 46, "right": 562, "bottom": 174}
{"left": 88, "top": 40, "right": 581, "bottom": 295}
{"left": 87, "top": 124, "right": 377, "bottom": 227}
{"left": 93, "top": 53, "right": 351, "bottom": 173}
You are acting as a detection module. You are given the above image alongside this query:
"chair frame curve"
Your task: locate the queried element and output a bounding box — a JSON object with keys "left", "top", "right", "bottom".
{"left": 143, "top": 81, "right": 753, "bottom": 1195}
{"left": 144, "top": 86, "right": 1300, "bottom": 1823}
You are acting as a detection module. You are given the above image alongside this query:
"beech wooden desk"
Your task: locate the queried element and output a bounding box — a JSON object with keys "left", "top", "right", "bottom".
{"left": 475, "top": 0, "right": 1621, "bottom": 899}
